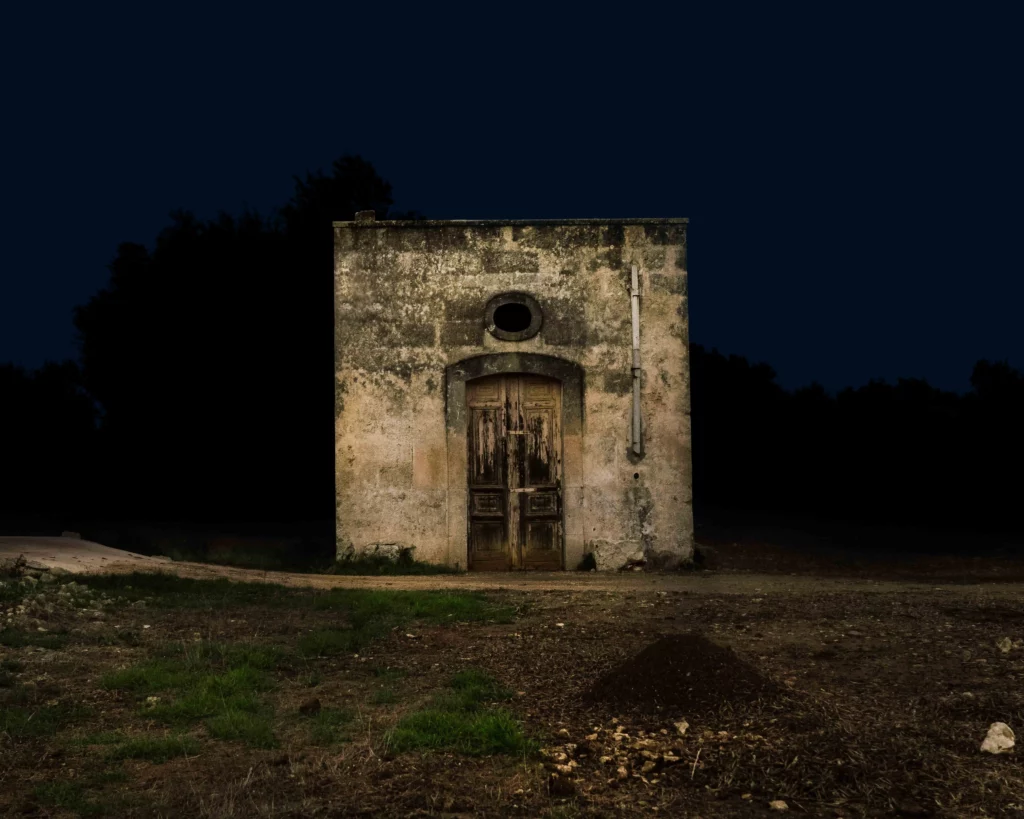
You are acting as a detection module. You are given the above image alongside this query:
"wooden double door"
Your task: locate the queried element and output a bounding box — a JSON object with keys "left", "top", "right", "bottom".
{"left": 467, "top": 374, "right": 564, "bottom": 571}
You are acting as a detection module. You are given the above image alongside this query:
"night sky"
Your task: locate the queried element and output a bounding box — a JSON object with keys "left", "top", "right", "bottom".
{"left": 3, "top": 5, "right": 1020, "bottom": 393}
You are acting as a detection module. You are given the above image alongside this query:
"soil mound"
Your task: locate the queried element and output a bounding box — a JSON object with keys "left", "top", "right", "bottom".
{"left": 586, "top": 633, "right": 777, "bottom": 716}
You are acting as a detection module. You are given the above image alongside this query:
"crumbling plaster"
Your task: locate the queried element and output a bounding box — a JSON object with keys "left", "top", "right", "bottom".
{"left": 334, "top": 219, "right": 693, "bottom": 570}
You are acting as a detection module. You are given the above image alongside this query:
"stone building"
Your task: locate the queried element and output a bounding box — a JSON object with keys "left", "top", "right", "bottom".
{"left": 334, "top": 216, "right": 693, "bottom": 571}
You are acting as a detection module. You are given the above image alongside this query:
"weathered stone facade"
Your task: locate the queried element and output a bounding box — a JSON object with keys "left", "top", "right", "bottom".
{"left": 334, "top": 218, "right": 692, "bottom": 570}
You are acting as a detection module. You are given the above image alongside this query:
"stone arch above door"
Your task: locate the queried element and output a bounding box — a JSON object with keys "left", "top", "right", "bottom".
{"left": 444, "top": 354, "right": 585, "bottom": 570}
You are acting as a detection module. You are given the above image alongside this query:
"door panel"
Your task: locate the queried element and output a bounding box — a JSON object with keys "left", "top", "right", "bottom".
{"left": 523, "top": 409, "right": 556, "bottom": 485}
{"left": 467, "top": 374, "right": 563, "bottom": 570}
{"left": 471, "top": 409, "right": 503, "bottom": 485}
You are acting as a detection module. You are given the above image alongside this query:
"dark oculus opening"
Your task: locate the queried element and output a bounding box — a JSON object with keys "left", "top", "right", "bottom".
{"left": 492, "top": 302, "right": 533, "bottom": 333}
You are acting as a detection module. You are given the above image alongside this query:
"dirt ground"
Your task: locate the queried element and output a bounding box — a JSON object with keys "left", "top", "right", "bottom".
{"left": 2, "top": 543, "right": 1023, "bottom": 818}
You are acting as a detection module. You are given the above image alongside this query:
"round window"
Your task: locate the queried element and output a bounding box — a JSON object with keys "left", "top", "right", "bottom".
{"left": 485, "top": 293, "right": 543, "bottom": 341}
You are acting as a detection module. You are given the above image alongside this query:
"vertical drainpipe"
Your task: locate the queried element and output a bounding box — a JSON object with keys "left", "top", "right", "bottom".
{"left": 630, "top": 264, "right": 643, "bottom": 455}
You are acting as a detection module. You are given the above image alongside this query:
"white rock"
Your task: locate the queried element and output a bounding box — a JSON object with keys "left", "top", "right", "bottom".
{"left": 769, "top": 800, "right": 789, "bottom": 811}
{"left": 980, "top": 722, "right": 1015, "bottom": 754}
{"left": 674, "top": 720, "right": 689, "bottom": 736}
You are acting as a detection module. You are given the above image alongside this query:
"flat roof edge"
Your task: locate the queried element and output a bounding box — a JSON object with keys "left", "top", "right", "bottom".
{"left": 333, "top": 218, "right": 689, "bottom": 228}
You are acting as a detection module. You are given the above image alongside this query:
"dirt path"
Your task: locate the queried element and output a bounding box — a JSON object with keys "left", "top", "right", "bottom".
{"left": 104, "top": 558, "right": 1024, "bottom": 600}
{"left": 5, "top": 534, "right": 1023, "bottom": 600}
{"left": 0, "top": 535, "right": 172, "bottom": 572}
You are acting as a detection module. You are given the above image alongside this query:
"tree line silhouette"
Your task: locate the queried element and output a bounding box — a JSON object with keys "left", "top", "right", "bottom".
{"left": 690, "top": 347, "right": 1023, "bottom": 533}
{"left": 1, "top": 155, "right": 1021, "bottom": 540}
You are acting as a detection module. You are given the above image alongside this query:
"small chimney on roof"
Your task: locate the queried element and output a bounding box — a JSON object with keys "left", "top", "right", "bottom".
{"left": 355, "top": 210, "right": 376, "bottom": 222}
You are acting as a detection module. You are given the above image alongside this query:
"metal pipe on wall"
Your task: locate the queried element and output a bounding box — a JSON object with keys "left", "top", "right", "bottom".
{"left": 630, "top": 264, "right": 642, "bottom": 455}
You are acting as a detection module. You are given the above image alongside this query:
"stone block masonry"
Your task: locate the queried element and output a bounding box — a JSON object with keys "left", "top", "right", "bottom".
{"left": 335, "top": 218, "right": 692, "bottom": 571}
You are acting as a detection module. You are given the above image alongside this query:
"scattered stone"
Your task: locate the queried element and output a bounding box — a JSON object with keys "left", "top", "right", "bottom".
{"left": 996, "top": 637, "right": 1014, "bottom": 654}
{"left": 556, "top": 728, "right": 570, "bottom": 738}
{"left": 616, "top": 766, "right": 629, "bottom": 780}
{"left": 980, "top": 722, "right": 1015, "bottom": 754}
{"left": 674, "top": 720, "right": 689, "bottom": 736}
{"left": 555, "top": 623, "right": 565, "bottom": 628}
{"left": 298, "top": 698, "right": 322, "bottom": 716}
{"left": 769, "top": 800, "right": 789, "bottom": 811}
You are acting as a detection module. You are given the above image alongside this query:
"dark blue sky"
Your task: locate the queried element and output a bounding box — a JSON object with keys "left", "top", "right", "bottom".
{"left": 2, "top": 4, "right": 1020, "bottom": 392}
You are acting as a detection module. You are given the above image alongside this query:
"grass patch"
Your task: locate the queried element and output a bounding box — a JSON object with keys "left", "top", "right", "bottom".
{"left": 100, "top": 659, "right": 195, "bottom": 694}
{"left": 101, "top": 641, "right": 281, "bottom": 696}
{"left": 77, "top": 572, "right": 300, "bottom": 609}
{"left": 1, "top": 700, "right": 91, "bottom": 740}
{"left": 206, "top": 708, "right": 276, "bottom": 748}
{"left": 298, "top": 591, "right": 514, "bottom": 656}
{"left": 102, "top": 638, "right": 278, "bottom": 747}
{"left": 389, "top": 707, "right": 534, "bottom": 756}
{"left": 327, "top": 551, "right": 462, "bottom": 576}
{"left": 0, "top": 627, "right": 68, "bottom": 649}
{"left": 310, "top": 588, "right": 515, "bottom": 624}
{"left": 76, "top": 575, "right": 511, "bottom": 627}
{"left": 33, "top": 768, "right": 130, "bottom": 817}
{"left": 307, "top": 707, "right": 354, "bottom": 746}
{"left": 386, "top": 669, "right": 535, "bottom": 756}
{"left": 65, "top": 730, "right": 124, "bottom": 747}
{"left": 105, "top": 734, "right": 200, "bottom": 762}
{"left": 370, "top": 686, "right": 400, "bottom": 705}
{"left": 35, "top": 781, "right": 104, "bottom": 817}
{"left": 1, "top": 658, "right": 25, "bottom": 672}
{"left": 297, "top": 627, "right": 368, "bottom": 658}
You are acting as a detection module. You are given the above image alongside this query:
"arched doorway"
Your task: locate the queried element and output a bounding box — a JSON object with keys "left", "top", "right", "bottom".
{"left": 445, "top": 353, "right": 585, "bottom": 571}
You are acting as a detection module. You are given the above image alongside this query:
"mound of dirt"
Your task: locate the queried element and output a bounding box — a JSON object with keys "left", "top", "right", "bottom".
{"left": 586, "top": 633, "right": 777, "bottom": 716}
